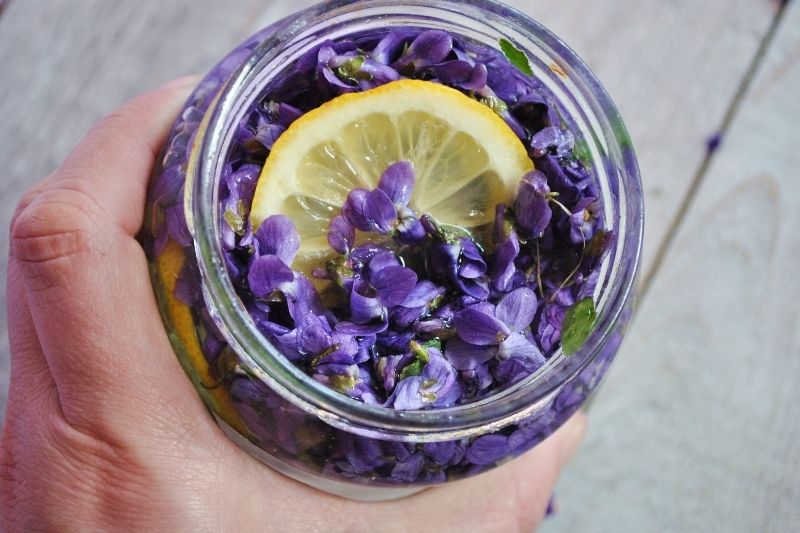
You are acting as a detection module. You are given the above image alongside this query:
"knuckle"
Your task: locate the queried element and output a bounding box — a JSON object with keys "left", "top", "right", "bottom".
{"left": 10, "top": 186, "right": 106, "bottom": 266}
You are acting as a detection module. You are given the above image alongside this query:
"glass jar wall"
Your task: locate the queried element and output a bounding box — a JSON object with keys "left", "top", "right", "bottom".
{"left": 143, "top": 0, "right": 643, "bottom": 500}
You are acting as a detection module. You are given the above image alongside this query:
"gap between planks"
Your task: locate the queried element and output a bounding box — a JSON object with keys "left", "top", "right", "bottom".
{"left": 637, "top": 0, "right": 792, "bottom": 302}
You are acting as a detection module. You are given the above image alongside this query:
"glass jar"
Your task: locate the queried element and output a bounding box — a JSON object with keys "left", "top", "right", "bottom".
{"left": 143, "top": 0, "right": 643, "bottom": 500}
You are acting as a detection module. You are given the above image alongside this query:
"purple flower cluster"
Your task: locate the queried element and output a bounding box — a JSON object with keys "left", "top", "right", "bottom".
{"left": 214, "top": 28, "right": 611, "bottom": 410}
{"left": 144, "top": 23, "right": 623, "bottom": 487}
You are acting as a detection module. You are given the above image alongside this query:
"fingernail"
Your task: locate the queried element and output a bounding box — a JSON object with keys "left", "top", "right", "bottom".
{"left": 160, "top": 75, "right": 202, "bottom": 91}
{"left": 558, "top": 412, "right": 588, "bottom": 467}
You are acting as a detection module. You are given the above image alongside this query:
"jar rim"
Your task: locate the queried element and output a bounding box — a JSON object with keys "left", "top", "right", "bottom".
{"left": 191, "top": 0, "right": 644, "bottom": 440}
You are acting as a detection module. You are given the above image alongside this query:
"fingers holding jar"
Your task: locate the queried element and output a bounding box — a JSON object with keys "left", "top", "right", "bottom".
{"left": 6, "top": 77, "right": 210, "bottom": 437}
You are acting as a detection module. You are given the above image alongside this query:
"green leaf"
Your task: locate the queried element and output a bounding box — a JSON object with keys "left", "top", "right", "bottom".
{"left": 499, "top": 38, "right": 533, "bottom": 76}
{"left": 399, "top": 340, "right": 431, "bottom": 380}
{"left": 421, "top": 338, "right": 442, "bottom": 352}
{"left": 561, "top": 298, "right": 598, "bottom": 355}
{"left": 399, "top": 359, "right": 425, "bottom": 381}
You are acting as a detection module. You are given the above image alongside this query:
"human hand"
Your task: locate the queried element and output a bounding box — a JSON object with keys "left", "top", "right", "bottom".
{"left": 1, "top": 77, "right": 587, "bottom": 532}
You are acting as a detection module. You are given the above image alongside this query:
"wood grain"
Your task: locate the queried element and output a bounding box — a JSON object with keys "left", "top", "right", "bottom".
{"left": 544, "top": 3, "right": 800, "bottom": 531}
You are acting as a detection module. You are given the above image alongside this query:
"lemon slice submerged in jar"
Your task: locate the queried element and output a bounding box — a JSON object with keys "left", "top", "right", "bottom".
{"left": 249, "top": 79, "right": 533, "bottom": 274}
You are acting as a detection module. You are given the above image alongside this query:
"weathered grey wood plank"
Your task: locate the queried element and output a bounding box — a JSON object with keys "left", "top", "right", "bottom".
{"left": 505, "top": 0, "right": 778, "bottom": 276}
{"left": 545, "top": 3, "right": 800, "bottom": 531}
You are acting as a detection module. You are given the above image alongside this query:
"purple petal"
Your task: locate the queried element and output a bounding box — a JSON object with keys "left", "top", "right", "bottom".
{"left": 267, "top": 101, "right": 303, "bottom": 128}
{"left": 371, "top": 266, "right": 418, "bottom": 307}
{"left": 354, "top": 334, "right": 375, "bottom": 364}
{"left": 327, "top": 215, "right": 355, "bottom": 255}
{"left": 247, "top": 255, "right": 294, "bottom": 298}
{"left": 495, "top": 287, "right": 538, "bottom": 332}
{"left": 342, "top": 188, "right": 373, "bottom": 231}
{"left": 423, "top": 441, "right": 458, "bottom": 464}
{"left": 360, "top": 60, "right": 402, "bottom": 87}
{"left": 512, "top": 91, "right": 551, "bottom": 132}
{"left": 376, "top": 354, "right": 404, "bottom": 393}
{"left": 458, "top": 238, "right": 487, "bottom": 278}
{"left": 321, "top": 63, "right": 357, "bottom": 91}
{"left": 569, "top": 196, "right": 599, "bottom": 244}
{"left": 531, "top": 126, "right": 575, "bottom": 158}
{"left": 497, "top": 331, "right": 545, "bottom": 365}
{"left": 432, "top": 60, "right": 473, "bottom": 84}
{"left": 458, "top": 277, "right": 490, "bottom": 300}
{"left": 364, "top": 188, "right": 397, "bottom": 234}
{"left": 536, "top": 303, "right": 566, "bottom": 353}
{"left": 372, "top": 30, "right": 414, "bottom": 64}
{"left": 377, "top": 160, "right": 415, "bottom": 207}
{"left": 367, "top": 250, "right": 401, "bottom": 278}
{"left": 282, "top": 274, "right": 322, "bottom": 323}
{"left": 335, "top": 320, "right": 388, "bottom": 335}
{"left": 515, "top": 171, "right": 553, "bottom": 238}
{"left": 453, "top": 308, "right": 509, "bottom": 345}
{"left": 445, "top": 337, "right": 496, "bottom": 370}
{"left": 395, "top": 212, "right": 427, "bottom": 245}
{"left": 421, "top": 348, "right": 458, "bottom": 407}
{"left": 349, "top": 281, "right": 386, "bottom": 324}
{"left": 465, "top": 434, "right": 510, "bottom": 466}
{"left": 377, "top": 331, "right": 414, "bottom": 353}
{"left": 493, "top": 357, "right": 540, "bottom": 386}
{"left": 412, "top": 317, "right": 448, "bottom": 334}
{"left": 397, "top": 30, "right": 453, "bottom": 70}
{"left": 165, "top": 203, "right": 192, "bottom": 247}
{"left": 491, "top": 231, "right": 520, "bottom": 292}
{"left": 298, "top": 315, "right": 333, "bottom": 356}
{"left": 391, "top": 305, "right": 427, "bottom": 328}
{"left": 401, "top": 280, "right": 442, "bottom": 308}
{"left": 255, "top": 215, "right": 300, "bottom": 265}
{"left": 391, "top": 452, "right": 425, "bottom": 482}
{"left": 463, "top": 63, "right": 489, "bottom": 91}
{"left": 390, "top": 377, "right": 424, "bottom": 410}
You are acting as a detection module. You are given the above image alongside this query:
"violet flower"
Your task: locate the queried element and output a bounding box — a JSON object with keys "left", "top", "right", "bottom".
{"left": 535, "top": 302, "right": 567, "bottom": 353}
{"left": 221, "top": 163, "right": 261, "bottom": 250}
{"left": 530, "top": 126, "right": 575, "bottom": 158}
{"left": 247, "top": 215, "right": 301, "bottom": 298}
{"left": 336, "top": 261, "right": 418, "bottom": 335}
{"left": 371, "top": 30, "right": 415, "bottom": 64}
{"left": 386, "top": 346, "right": 460, "bottom": 410}
{"left": 514, "top": 170, "right": 553, "bottom": 239}
{"left": 393, "top": 30, "right": 453, "bottom": 74}
{"left": 328, "top": 215, "right": 355, "bottom": 254}
{"left": 429, "top": 236, "right": 489, "bottom": 300}
{"left": 465, "top": 434, "right": 510, "bottom": 466}
{"left": 236, "top": 102, "right": 302, "bottom": 153}
{"left": 296, "top": 313, "right": 358, "bottom": 363}
{"left": 337, "top": 161, "right": 426, "bottom": 244}
{"left": 390, "top": 280, "right": 445, "bottom": 328}
{"left": 433, "top": 61, "right": 488, "bottom": 92}
{"left": 568, "top": 196, "right": 599, "bottom": 244}
{"left": 446, "top": 287, "right": 544, "bottom": 370}
{"left": 490, "top": 204, "right": 521, "bottom": 293}
{"left": 317, "top": 46, "right": 400, "bottom": 94}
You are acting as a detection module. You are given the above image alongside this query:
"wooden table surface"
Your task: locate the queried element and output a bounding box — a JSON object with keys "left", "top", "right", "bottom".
{"left": 1, "top": 1, "right": 798, "bottom": 530}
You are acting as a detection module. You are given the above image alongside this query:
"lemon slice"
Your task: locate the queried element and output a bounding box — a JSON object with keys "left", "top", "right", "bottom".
{"left": 250, "top": 79, "right": 533, "bottom": 273}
